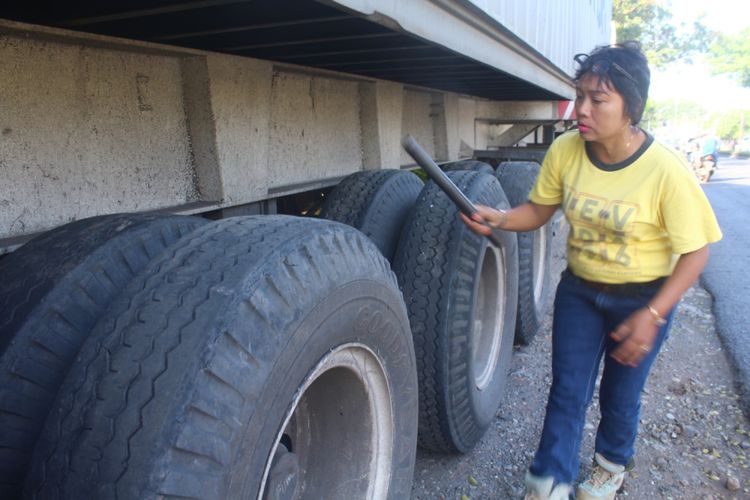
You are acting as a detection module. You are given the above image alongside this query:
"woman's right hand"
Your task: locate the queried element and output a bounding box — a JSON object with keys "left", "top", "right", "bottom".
{"left": 459, "top": 204, "right": 506, "bottom": 236}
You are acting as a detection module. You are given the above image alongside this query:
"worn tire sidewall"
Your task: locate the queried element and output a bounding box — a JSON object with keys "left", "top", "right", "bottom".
{"left": 464, "top": 226, "right": 518, "bottom": 429}
{"left": 450, "top": 173, "right": 518, "bottom": 441}
{"left": 225, "top": 280, "right": 418, "bottom": 499}
{"left": 396, "top": 171, "right": 518, "bottom": 452}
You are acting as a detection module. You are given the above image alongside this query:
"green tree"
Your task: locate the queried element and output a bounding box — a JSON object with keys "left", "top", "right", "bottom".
{"left": 612, "top": 0, "right": 712, "bottom": 67}
{"left": 709, "top": 28, "right": 750, "bottom": 88}
{"left": 710, "top": 109, "right": 750, "bottom": 141}
{"left": 641, "top": 97, "right": 709, "bottom": 131}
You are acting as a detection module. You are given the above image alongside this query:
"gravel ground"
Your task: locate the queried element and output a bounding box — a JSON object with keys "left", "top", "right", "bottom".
{"left": 412, "top": 227, "right": 750, "bottom": 499}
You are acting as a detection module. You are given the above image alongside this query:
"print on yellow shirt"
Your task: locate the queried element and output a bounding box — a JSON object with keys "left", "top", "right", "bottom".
{"left": 563, "top": 187, "right": 641, "bottom": 272}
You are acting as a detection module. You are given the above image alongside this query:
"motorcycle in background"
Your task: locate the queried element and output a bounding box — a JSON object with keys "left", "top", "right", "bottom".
{"left": 693, "top": 153, "right": 716, "bottom": 183}
{"left": 686, "top": 135, "right": 718, "bottom": 184}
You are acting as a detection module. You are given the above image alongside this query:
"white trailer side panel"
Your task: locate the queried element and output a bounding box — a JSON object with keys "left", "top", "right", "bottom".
{"left": 465, "top": 0, "right": 612, "bottom": 76}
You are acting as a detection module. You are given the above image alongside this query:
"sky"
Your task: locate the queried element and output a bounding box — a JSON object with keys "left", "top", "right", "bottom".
{"left": 671, "top": 0, "right": 749, "bottom": 34}
{"left": 648, "top": 0, "right": 750, "bottom": 110}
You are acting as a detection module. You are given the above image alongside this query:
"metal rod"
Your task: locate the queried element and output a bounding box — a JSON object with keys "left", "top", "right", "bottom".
{"left": 401, "top": 134, "right": 503, "bottom": 247}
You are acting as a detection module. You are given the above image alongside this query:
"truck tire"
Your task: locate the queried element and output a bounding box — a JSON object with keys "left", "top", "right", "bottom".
{"left": 443, "top": 160, "right": 495, "bottom": 175}
{"left": 26, "top": 216, "right": 418, "bottom": 500}
{"left": 393, "top": 171, "right": 518, "bottom": 453}
{"left": 320, "top": 169, "right": 423, "bottom": 260}
{"left": 496, "top": 161, "right": 554, "bottom": 345}
{"left": 0, "top": 214, "right": 206, "bottom": 497}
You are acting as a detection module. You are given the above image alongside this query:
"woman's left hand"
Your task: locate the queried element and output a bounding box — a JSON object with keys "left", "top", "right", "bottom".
{"left": 610, "top": 307, "right": 659, "bottom": 367}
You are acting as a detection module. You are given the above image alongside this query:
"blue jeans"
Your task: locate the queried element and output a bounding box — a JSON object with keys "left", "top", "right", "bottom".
{"left": 529, "top": 270, "right": 674, "bottom": 485}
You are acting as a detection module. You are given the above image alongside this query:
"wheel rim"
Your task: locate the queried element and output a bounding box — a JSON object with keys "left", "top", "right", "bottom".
{"left": 471, "top": 244, "right": 506, "bottom": 390}
{"left": 259, "top": 344, "right": 393, "bottom": 500}
{"left": 532, "top": 226, "right": 548, "bottom": 310}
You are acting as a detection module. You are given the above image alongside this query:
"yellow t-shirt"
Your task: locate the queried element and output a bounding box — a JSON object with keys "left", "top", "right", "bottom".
{"left": 529, "top": 130, "right": 722, "bottom": 284}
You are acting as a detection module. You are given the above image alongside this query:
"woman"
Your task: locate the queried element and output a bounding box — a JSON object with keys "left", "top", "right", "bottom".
{"left": 461, "top": 42, "right": 722, "bottom": 500}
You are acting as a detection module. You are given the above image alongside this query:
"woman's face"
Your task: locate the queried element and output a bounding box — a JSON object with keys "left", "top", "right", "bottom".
{"left": 575, "top": 72, "right": 630, "bottom": 143}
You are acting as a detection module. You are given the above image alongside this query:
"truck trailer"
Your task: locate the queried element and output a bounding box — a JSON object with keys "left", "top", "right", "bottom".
{"left": 0, "top": 1, "right": 611, "bottom": 498}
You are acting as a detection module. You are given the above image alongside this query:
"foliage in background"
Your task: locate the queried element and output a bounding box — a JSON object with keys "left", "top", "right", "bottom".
{"left": 711, "top": 109, "right": 750, "bottom": 141}
{"left": 643, "top": 97, "right": 750, "bottom": 142}
{"left": 613, "top": 1, "right": 749, "bottom": 142}
{"left": 612, "top": 0, "right": 713, "bottom": 68}
{"left": 641, "top": 98, "right": 708, "bottom": 130}
{"left": 709, "top": 28, "right": 750, "bottom": 88}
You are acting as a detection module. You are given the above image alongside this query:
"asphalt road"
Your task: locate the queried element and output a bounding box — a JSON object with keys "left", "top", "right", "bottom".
{"left": 701, "top": 155, "right": 750, "bottom": 412}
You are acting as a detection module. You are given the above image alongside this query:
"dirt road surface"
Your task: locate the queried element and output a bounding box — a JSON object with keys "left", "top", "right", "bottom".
{"left": 412, "top": 226, "right": 749, "bottom": 500}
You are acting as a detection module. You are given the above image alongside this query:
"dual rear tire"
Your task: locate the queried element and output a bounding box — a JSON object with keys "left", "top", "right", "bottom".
{"left": 0, "top": 214, "right": 207, "bottom": 497}
{"left": 6, "top": 159, "right": 552, "bottom": 497}
{"left": 441, "top": 159, "right": 555, "bottom": 345}
{"left": 394, "top": 170, "right": 519, "bottom": 452}
{"left": 5, "top": 215, "right": 418, "bottom": 499}
{"left": 328, "top": 164, "right": 552, "bottom": 453}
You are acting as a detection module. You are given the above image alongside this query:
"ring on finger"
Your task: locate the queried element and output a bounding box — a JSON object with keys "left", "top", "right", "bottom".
{"left": 638, "top": 344, "right": 650, "bottom": 353}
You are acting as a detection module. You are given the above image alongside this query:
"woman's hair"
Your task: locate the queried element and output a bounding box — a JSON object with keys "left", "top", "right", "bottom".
{"left": 574, "top": 41, "right": 651, "bottom": 124}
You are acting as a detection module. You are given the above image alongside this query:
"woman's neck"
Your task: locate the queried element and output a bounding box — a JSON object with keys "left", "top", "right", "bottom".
{"left": 590, "top": 125, "right": 643, "bottom": 165}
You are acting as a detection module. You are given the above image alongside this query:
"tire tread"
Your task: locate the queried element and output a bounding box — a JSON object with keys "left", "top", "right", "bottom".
{"left": 0, "top": 215, "right": 206, "bottom": 497}
{"left": 321, "top": 170, "right": 422, "bottom": 260}
{"left": 496, "top": 161, "right": 553, "bottom": 345}
{"left": 393, "top": 171, "right": 517, "bottom": 453}
{"left": 27, "top": 216, "right": 414, "bottom": 499}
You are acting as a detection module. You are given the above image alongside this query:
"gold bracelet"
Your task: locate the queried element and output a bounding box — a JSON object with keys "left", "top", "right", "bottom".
{"left": 647, "top": 305, "right": 667, "bottom": 326}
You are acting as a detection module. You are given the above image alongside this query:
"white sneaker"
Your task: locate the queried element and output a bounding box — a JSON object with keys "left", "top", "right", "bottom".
{"left": 576, "top": 453, "right": 627, "bottom": 500}
{"left": 524, "top": 471, "right": 572, "bottom": 500}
